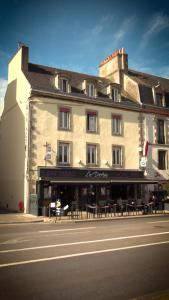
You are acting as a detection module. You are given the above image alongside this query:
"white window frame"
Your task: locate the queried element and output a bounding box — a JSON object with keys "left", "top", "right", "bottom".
{"left": 112, "top": 88, "right": 120, "bottom": 102}
{"left": 59, "top": 109, "right": 70, "bottom": 130}
{"left": 112, "top": 115, "right": 122, "bottom": 135}
{"left": 87, "top": 112, "right": 97, "bottom": 132}
{"left": 112, "top": 146, "right": 122, "bottom": 167}
{"left": 87, "top": 83, "right": 95, "bottom": 97}
{"left": 87, "top": 144, "right": 97, "bottom": 165}
{"left": 59, "top": 78, "right": 69, "bottom": 93}
{"left": 58, "top": 142, "right": 70, "bottom": 164}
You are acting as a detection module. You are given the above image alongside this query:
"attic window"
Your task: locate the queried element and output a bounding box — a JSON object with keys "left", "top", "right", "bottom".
{"left": 112, "top": 88, "right": 120, "bottom": 102}
{"left": 156, "top": 93, "right": 163, "bottom": 107}
{"left": 86, "top": 83, "right": 95, "bottom": 97}
{"left": 59, "top": 78, "right": 69, "bottom": 93}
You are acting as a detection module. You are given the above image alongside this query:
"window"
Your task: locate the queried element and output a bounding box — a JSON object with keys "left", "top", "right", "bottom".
{"left": 59, "top": 78, "right": 69, "bottom": 93}
{"left": 59, "top": 107, "right": 70, "bottom": 130}
{"left": 112, "top": 114, "right": 122, "bottom": 135}
{"left": 156, "top": 93, "right": 163, "bottom": 107}
{"left": 86, "top": 111, "right": 97, "bottom": 132}
{"left": 157, "top": 119, "right": 165, "bottom": 144}
{"left": 87, "top": 144, "right": 97, "bottom": 165}
{"left": 158, "top": 150, "right": 167, "bottom": 170}
{"left": 112, "top": 88, "right": 120, "bottom": 102}
{"left": 86, "top": 83, "right": 95, "bottom": 97}
{"left": 112, "top": 146, "right": 122, "bottom": 167}
{"left": 58, "top": 142, "right": 70, "bottom": 164}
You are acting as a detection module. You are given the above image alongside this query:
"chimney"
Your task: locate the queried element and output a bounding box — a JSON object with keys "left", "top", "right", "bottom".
{"left": 21, "top": 44, "right": 29, "bottom": 71}
{"left": 99, "top": 48, "right": 128, "bottom": 83}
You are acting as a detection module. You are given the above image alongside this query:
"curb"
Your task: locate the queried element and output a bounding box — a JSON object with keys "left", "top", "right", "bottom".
{"left": 44, "top": 213, "right": 169, "bottom": 224}
{"left": 0, "top": 212, "right": 168, "bottom": 225}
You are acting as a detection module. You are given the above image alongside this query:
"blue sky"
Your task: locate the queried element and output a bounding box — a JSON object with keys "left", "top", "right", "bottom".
{"left": 1, "top": 0, "right": 169, "bottom": 113}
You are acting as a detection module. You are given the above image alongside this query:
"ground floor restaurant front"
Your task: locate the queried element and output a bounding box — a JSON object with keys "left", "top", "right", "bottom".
{"left": 34, "top": 167, "right": 157, "bottom": 216}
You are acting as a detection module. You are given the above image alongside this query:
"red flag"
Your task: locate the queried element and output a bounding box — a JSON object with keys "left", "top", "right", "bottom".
{"left": 144, "top": 141, "right": 149, "bottom": 157}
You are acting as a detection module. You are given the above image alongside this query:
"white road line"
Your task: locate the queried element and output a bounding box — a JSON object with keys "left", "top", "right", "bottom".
{"left": 1, "top": 231, "right": 169, "bottom": 254}
{"left": 0, "top": 240, "right": 169, "bottom": 268}
{"left": 148, "top": 220, "right": 169, "bottom": 224}
{"left": 38, "top": 227, "right": 96, "bottom": 233}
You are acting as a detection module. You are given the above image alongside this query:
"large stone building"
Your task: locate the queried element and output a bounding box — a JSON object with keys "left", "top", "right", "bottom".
{"left": 0, "top": 45, "right": 169, "bottom": 214}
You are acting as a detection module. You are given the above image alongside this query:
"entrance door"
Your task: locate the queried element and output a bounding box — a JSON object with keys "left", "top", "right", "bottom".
{"left": 52, "top": 185, "right": 75, "bottom": 207}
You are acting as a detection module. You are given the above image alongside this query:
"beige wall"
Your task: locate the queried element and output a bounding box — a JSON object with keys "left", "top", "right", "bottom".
{"left": 123, "top": 74, "right": 140, "bottom": 103}
{"left": 29, "top": 97, "right": 140, "bottom": 188}
{"left": 0, "top": 47, "right": 30, "bottom": 211}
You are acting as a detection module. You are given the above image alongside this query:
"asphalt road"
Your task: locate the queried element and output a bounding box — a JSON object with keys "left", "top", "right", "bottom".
{"left": 0, "top": 216, "right": 169, "bottom": 300}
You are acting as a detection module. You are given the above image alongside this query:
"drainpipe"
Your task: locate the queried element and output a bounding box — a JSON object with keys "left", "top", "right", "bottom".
{"left": 24, "top": 94, "right": 32, "bottom": 213}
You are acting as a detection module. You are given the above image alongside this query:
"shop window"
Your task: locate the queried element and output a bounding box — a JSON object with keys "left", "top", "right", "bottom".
{"left": 86, "top": 111, "right": 97, "bottom": 133}
{"left": 87, "top": 144, "right": 98, "bottom": 165}
{"left": 58, "top": 142, "right": 70, "bottom": 165}
{"left": 59, "top": 107, "right": 71, "bottom": 130}
{"left": 112, "top": 146, "right": 123, "bottom": 167}
{"left": 112, "top": 114, "right": 122, "bottom": 135}
{"left": 157, "top": 119, "right": 165, "bottom": 144}
{"left": 158, "top": 150, "right": 167, "bottom": 170}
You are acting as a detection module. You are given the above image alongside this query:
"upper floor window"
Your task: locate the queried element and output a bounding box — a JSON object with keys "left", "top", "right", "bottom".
{"left": 86, "top": 83, "right": 95, "bottom": 97}
{"left": 112, "top": 114, "right": 122, "bottom": 135}
{"left": 158, "top": 150, "right": 167, "bottom": 170}
{"left": 87, "top": 144, "right": 98, "bottom": 165}
{"left": 112, "top": 88, "right": 120, "bottom": 102}
{"left": 157, "top": 119, "right": 165, "bottom": 144}
{"left": 112, "top": 146, "right": 123, "bottom": 167}
{"left": 58, "top": 142, "right": 70, "bottom": 165}
{"left": 156, "top": 93, "right": 163, "bottom": 107}
{"left": 58, "top": 107, "right": 71, "bottom": 130}
{"left": 86, "top": 111, "right": 97, "bottom": 133}
{"left": 59, "top": 78, "right": 69, "bottom": 93}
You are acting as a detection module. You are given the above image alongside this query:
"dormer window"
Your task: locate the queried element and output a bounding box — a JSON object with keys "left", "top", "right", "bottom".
{"left": 86, "top": 83, "right": 95, "bottom": 97}
{"left": 59, "top": 78, "right": 69, "bottom": 93}
{"left": 156, "top": 93, "right": 163, "bottom": 107}
{"left": 83, "top": 80, "right": 96, "bottom": 97}
{"left": 107, "top": 85, "right": 121, "bottom": 102}
{"left": 55, "top": 74, "right": 70, "bottom": 93}
{"left": 112, "top": 88, "right": 120, "bottom": 102}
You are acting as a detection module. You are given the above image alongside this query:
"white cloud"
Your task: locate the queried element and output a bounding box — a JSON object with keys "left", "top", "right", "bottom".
{"left": 113, "top": 16, "right": 136, "bottom": 45}
{"left": 140, "top": 12, "right": 169, "bottom": 49}
{"left": 0, "top": 78, "right": 7, "bottom": 116}
{"left": 80, "top": 14, "right": 113, "bottom": 46}
{"left": 105, "top": 15, "right": 136, "bottom": 54}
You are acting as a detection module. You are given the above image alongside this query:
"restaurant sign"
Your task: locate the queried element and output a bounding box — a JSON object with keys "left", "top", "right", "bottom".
{"left": 39, "top": 167, "right": 144, "bottom": 180}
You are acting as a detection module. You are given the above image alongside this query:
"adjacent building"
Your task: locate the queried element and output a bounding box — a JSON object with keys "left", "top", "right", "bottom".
{"left": 0, "top": 45, "right": 169, "bottom": 214}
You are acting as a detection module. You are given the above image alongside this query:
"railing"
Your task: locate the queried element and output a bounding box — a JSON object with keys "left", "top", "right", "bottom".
{"left": 43, "top": 201, "right": 166, "bottom": 220}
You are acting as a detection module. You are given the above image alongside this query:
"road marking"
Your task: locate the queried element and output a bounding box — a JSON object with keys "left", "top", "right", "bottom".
{"left": 39, "top": 227, "right": 96, "bottom": 233}
{"left": 0, "top": 240, "right": 169, "bottom": 268}
{"left": 0, "top": 239, "right": 30, "bottom": 245}
{"left": 1, "top": 231, "right": 169, "bottom": 254}
{"left": 148, "top": 220, "right": 169, "bottom": 224}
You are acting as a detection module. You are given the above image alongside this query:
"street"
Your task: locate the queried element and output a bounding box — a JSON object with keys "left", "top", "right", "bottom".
{"left": 0, "top": 216, "right": 169, "bottom": 299}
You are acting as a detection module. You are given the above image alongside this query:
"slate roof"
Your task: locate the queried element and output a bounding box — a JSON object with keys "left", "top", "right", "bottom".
{"left": 128, "top": 69, "right": 169, "bottom": 91}
{"left": 24, "top": 61, "right": 169, "bottom": 110}
{"left": 24, "top": 63, "right": 140, "bottom": 110}
{"left": 127, "top": 69, "right": 169, "bottom": 106}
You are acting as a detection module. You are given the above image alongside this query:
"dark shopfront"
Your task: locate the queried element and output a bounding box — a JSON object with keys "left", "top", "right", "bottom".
{"left": 37, "top": 167, "right": 156, "bottom": 215}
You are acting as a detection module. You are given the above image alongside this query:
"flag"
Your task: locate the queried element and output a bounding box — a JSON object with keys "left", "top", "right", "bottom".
{"left": 143, "top": 141, "right": 149, "bottom": 157}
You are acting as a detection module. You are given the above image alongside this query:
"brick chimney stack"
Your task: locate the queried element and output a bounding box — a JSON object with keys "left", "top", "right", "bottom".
{"left": 99, "top": 48, "right": 128, "bottom": 84}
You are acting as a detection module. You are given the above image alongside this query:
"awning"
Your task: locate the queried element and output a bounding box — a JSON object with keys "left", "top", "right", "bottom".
{"left": 49, "top": 178, "right": 158, "bottom": 184}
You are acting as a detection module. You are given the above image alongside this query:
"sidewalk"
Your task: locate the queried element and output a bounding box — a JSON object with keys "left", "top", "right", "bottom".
{"left": 0, "top": 213, "right": 44, "bottom": 224}
{"left": 0, "top": 211, "right": 168, "bottom": 225}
